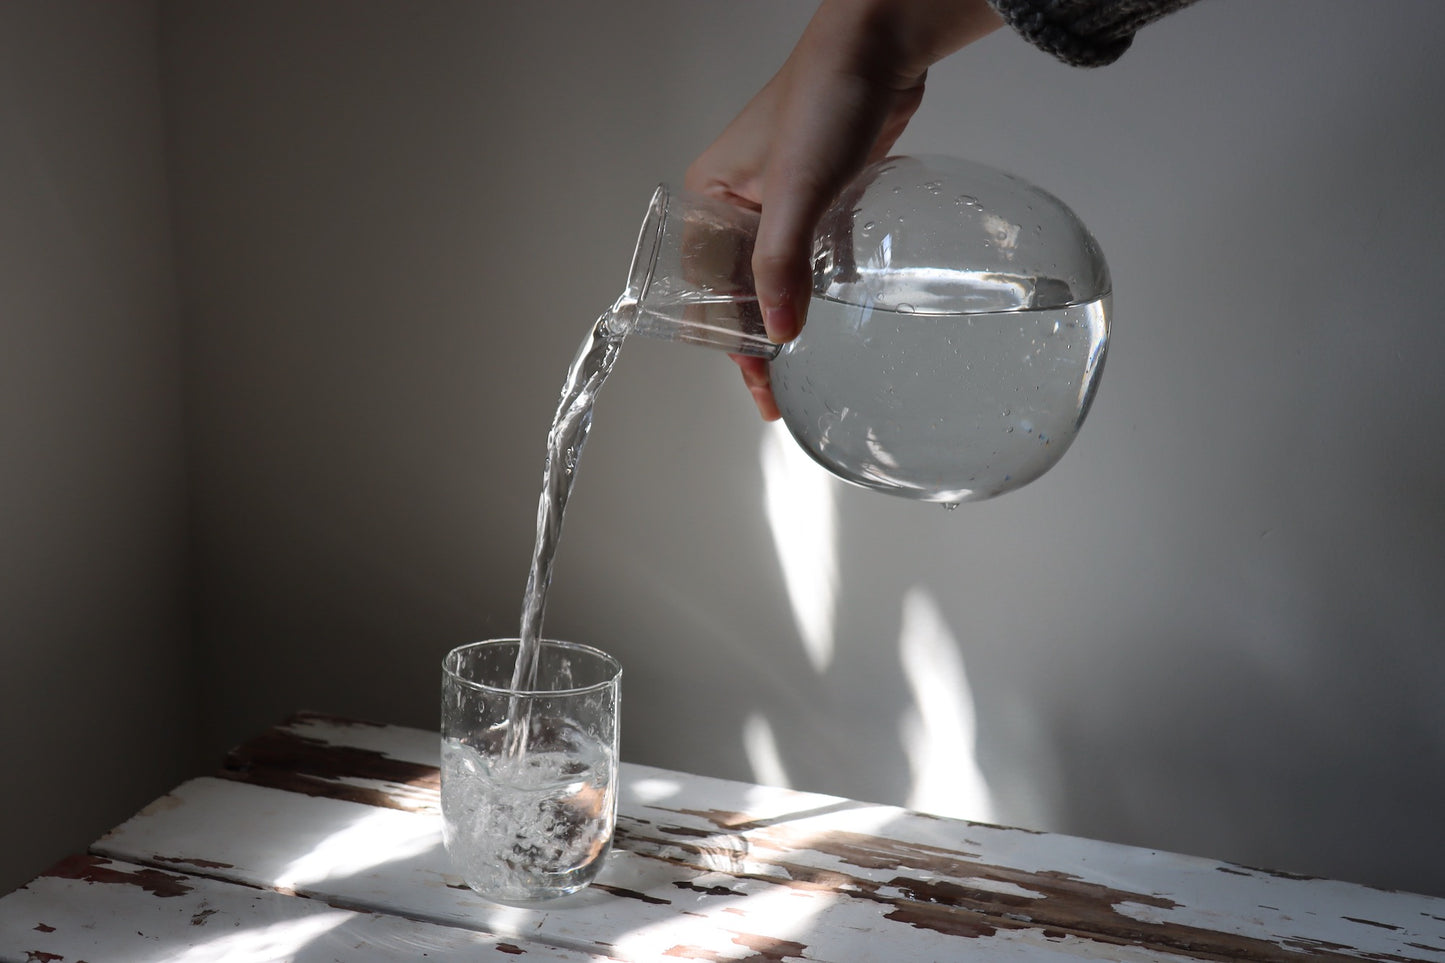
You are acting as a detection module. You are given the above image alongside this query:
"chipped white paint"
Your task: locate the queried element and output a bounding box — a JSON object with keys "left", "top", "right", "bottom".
{"left": 741, "top": 802, "right": 1445, "bottom": 960}
{"left": 0, "top": 856, "right": 621, "bottom": 962}
{"left": 957, "top": 876, "right": 1051, "bottom": 900}
{"left": 6, "top": 714, "right": 1445, "bottom": 963}
{"left": 91, "top": 778, "right": 1019, "bottom": 961}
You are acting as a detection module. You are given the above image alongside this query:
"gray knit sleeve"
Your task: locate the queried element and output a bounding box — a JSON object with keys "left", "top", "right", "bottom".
{"left": 987, "top": 0, "right": 1201, "bottom": 67}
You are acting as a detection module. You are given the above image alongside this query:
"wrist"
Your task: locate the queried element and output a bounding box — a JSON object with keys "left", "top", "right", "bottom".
{"left": 811, "top": 0, "right": 1004, "bottom": 87}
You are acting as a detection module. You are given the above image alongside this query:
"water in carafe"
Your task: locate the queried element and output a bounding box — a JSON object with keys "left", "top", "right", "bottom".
{"left": 507, "top": 155, "right": 1111, "bottom": 747}
{"left": 608, "top": 154, "right": 1113, "bottom": 505}
{"left": 770, "top": 294, "right": 1108, "bottom": 505}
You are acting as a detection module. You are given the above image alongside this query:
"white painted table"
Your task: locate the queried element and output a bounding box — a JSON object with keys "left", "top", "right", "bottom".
{"left": 3, "top": 713, "right": 1444, "bottom": 962}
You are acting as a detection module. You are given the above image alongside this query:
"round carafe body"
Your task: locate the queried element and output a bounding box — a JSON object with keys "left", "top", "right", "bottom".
{"left": 770, "top": 156, "right": 1112, "bottom": 504}
{"left": 610, "top": 155, "right": 1112, "bottom": 503}
{"left": 770, "top": 294, "right": 1109, "bottom": 503}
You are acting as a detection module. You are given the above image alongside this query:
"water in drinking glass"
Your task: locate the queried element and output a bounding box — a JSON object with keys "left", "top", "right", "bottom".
{"left": 442, "top": 717, "right": 616, "bottom": 901}
{"left": 441, "top": 638, "right": 621, "bottom": 902}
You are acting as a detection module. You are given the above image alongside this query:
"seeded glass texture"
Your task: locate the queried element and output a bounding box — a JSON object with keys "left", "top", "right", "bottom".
{"left": 775, "top": 156, "right": 1112, "bottom": 503}
{"left": 441, "top": 639, "right": 621, "bottom": 902}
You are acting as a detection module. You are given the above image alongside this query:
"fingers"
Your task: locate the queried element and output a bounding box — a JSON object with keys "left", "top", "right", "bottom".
{"left": 686, "top": 0, "right": 1007, "bottom": 420}
{"left": 751, "top": 69, "right": 892, "bottom": 344}
{"left": 731, "top": 354, "right": 781, "bottom": 421}
{"left": 748, "top": 3, "right": 939, "bottom": 345}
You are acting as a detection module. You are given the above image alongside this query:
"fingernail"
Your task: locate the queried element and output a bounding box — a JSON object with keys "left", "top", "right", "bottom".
{"left": 764, "top": 301, "right": 798, "bottom": 343}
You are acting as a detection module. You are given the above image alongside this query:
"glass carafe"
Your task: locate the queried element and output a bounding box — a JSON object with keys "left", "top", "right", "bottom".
{"left": 604, "top": 155, "right": 1111, "bottom": 505}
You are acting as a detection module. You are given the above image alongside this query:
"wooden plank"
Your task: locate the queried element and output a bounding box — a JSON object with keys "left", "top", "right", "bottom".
{"left": 92, "top": 776, "right": 1207, "bottom": 962}
{"left": 213, "top": 714, "right": 1445, "bottom": 963}
{"left": 94, "top": 768, "right": 1445, "bottom": 962}
{"left": 221, "top": 712, "right": 441, "bottom": 813}
{"left": 622, "top": 800, "right": 1445, "bottom": 963}
{"left": 0, "top": 854, "right": 622, "bottom": 962}
{"left": 220, "top": 712, "right": 851, "bottom": 828}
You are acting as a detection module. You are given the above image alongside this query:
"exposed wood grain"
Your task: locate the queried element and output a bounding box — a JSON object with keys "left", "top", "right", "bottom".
{"left": 8, "top": 713, "right": 1440, "bottom": 962}
{"left": 214, "top": 714, "right": 1445, "bottom": 963}
{"left": 0, "top": 855, "right": 624, "bottom": 962}
{"left": 75, "top": 713, "right": 1445, "bottom": 962}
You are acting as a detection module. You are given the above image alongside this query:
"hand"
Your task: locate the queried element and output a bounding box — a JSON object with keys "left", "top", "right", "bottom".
{"left": 686, "top": 0, "right": 1004, "bottom": 420}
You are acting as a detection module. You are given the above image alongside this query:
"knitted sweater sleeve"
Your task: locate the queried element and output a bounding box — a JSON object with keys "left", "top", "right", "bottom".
{"left": 987, "top": 0, "right": 1201, "bottom": 66}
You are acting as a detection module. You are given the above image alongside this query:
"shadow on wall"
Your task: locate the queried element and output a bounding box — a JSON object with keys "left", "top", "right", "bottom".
{"left": 1035, "top": 41, "right": 1445, "bottom": 895}
{"left": 724, "top": 9, "right": 1445, "bottom": 899}
{"left": 748, "top": 409, "right": 1445, "bottom": 898}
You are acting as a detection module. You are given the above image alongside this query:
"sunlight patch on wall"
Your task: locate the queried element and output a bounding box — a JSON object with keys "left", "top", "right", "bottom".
{"left": 897, "top": 585, "right": 996, "bottom": 822}
{"left": 761, "top": 420, "right": 838, "bottom": 673}
{"left": 743, "top": 710, "right": 793, "bottom": 789}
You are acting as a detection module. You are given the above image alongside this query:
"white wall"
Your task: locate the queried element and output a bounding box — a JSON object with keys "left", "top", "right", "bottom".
{"left": 0, "top": 1, "right": 194, "bottom": 893}
{"left": 155, "top": 0, "right": 1445, "bottom": 902}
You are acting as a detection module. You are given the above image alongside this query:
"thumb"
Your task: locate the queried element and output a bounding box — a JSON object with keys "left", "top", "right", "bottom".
{"left": 751, "top": 178, "right": 821, "bottom": 344}
{"left": 753, "top": 114, "right": 884, "bottom": 343}
{"left": 751, "top": 75, "right": 906, "bottom": 343}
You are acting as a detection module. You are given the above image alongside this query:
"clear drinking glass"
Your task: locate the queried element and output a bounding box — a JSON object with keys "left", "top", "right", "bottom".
{"left": 441, "top": 638, "right": 621, "bottom": 902}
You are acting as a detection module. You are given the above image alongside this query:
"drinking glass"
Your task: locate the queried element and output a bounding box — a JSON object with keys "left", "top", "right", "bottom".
{"left": 441, "top": 638, "right": 621, "bottom": 902}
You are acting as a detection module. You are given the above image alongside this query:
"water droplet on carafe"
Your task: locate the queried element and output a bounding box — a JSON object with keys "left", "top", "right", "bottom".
{"left": 943, "top": 501, "right": 960, "bottom": 511}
